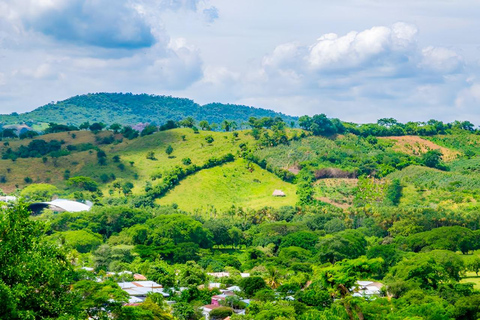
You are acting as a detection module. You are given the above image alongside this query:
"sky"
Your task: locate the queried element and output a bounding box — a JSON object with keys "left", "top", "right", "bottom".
{"left": 0, "top": 0, "right": 480, "bottom": 123}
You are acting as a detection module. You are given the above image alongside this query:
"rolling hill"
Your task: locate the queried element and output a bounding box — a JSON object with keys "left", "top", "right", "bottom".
{"left": 0, "top": 92, "right": 298, "bottom": 127}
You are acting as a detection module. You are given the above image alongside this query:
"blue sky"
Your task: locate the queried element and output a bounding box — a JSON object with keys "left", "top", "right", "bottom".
{"left": 0, "top": 0, "right": 479, "bottom": 123}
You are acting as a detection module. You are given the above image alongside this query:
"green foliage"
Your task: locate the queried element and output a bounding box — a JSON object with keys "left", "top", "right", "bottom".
{"left": 0, "top": 202, "right": 78, "bottom": 319}
{"left": 20, "top": 183, "right": 60, "bottom": 201}
{"left": 165, "top": 145, "right": 173, "bottom": 156}
{"left": 316, "top": 229, "right": 367, "bottom": 264}
{"left": 68, "top": 176, "right": 99, "bottom": 191}
{"left": 0, "top": 93, "right": 297, "bottom": 127}
{"left": 50, "top": 230, "right": 103, "bottom": 253}
{"left": 422, "top": 149, "right": 447, "bottom": 170}
{"left": 385, "top": 179, "right": 403, "bottom": 206}
{"left": 210, "top": 307, "right": 234, "bottom": 320}
{"left": 240, "top": 276, "right": 268, "bottom": 297}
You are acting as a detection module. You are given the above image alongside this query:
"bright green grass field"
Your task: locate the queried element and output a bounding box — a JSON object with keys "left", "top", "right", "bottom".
{"left": 158, "top": 159, "right": 298, "bottom": 212}
{"left": 461, "top": 272, "right": 480, "bottom": 290}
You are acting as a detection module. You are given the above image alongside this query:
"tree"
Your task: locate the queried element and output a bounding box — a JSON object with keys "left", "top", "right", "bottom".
{"left": 199, "top": 120, "right": 211, "bottom": 131}
{"left": 146, "top": 151, "right": 156, "bottom": 160}
{"left": 73, "top": 280, "right": 128, "bottom": 319}
{"left": 165, "top": 145, "right": 173, "bottom": 157}
{"left": 0, "top": 202, "right": 79, "bottom": 319}
{"left": 205, "top": 135, "right": 214, "bottom": 144}
{"left": 141, "top": 125, "right": 158, "bottom": 137}
{"left": 317, "top": 257, "right": 383, "bottom": 320}
{"left": 178, "top": 261, "right": 207, "bottom": 287}
{"left": 145, "top": 260, "right": 176, "bottom": 288}
{"left": 296, "top": 283, "right": 332, "bottom": 310}
{"left": 179, "top": 117, "right": 195, "bottom": 128}
{"left": 109, "top": 123, "right": 122, "bottom": 133}
{"left": 79, "top": 121, "right": 91, "bottom": 130}
{"left": 50, "top": 230, "right": 103, "bottom": 253}
{"left": 316, "top": 230, "right": 367, "bottom": 264}
{"left": 68, "top": 176, "right": 99, "bottom": 192}
{"left": 422, "top": 150, "right": 443, "bottom": 169}
{"left": 240, "top": 276, "right": 268, "bottom": 297}
{"left": 222, "top": 120, "right": 232, "bottom": 132}
{"left": 20, "top": 183, "right": 59, "bottom": 201}
{"left": 467, "top": 256, "right": 480, "bottom": 276}
{"left": 89, "top": 122, "right": 106, "bottom": 132}
{"left": 173, "top": 302, "right": 199, "bottom": 320}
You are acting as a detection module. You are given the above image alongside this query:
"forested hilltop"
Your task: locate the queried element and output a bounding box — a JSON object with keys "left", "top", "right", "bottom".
{"left": 0, "top": 92, "right": 297, "bottom": 128}
{"left": 3, "top": 109, "right": 480, "bottom": 319}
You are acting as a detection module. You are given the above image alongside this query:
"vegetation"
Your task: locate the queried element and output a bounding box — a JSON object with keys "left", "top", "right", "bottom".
{"left": 2, "top": 100, "right": 480, "bottom": 319}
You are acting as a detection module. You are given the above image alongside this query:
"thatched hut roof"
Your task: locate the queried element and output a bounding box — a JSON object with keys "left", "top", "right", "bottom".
{"left": 272, "top": 189, "right": 286, "bottom": 197}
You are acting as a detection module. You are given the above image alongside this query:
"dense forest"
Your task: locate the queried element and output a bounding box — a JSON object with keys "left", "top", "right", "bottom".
{"left": 0, "top": 93, "right": 297, "bottom": 128}
{"left": 2, "top": 100, "right": 480, "bottom": 320}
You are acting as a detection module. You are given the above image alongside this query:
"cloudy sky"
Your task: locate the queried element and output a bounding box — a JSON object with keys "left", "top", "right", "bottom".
{"left": 0, "top": 0, "right": 480, "bottom": 123}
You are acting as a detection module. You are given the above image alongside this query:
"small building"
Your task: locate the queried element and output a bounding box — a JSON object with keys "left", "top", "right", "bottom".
{"left": 29, "top": 199, "right": 93, "bottom": 214}
{"left": 272, "top": 189, "right": 286, "bottom": 197}
{"left": 118, "top": 281, "right": 169, "bottom": 302}
{"left": 0, "top": 196, "right": 17, "bottom": 203}
{"left": 134, "top": 274, "right": 147, "bottom": 281}
{"left": 352, "top": 281, "right": 384, "bottom": 297}
{"left": 211, "top": 292, "right": 236, "bottom": 306}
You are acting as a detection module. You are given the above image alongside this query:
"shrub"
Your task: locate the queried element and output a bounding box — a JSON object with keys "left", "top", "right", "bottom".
{"left": 209, "top": 307, "right": 233, "bottom": 320}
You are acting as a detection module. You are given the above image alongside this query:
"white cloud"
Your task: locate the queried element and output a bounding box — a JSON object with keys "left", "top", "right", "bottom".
{"left": 1, "top": 0, "right": 156, "bottom": 49}
{"left": 420, "top": 46, "right": 464, "bottom": 73}
{"left": 455, "top": 82, "right": 480, "bottom": 108}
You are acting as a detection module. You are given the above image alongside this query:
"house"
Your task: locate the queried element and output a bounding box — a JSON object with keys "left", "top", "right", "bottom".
{"left": 134, "top": 273, "right": 147, "bottom": 281}
{"left": 207, "top": 272, "right": 250, "bottom": 279}
{"left": 118, "top": 281, "right": 169, "bottom": 302}
{"left": 272, "top": 189, "right": 286, "bottom": 197}
{"left": 352, "top": 281, "right": 384, "bottom": 297}
{"left": 211, "top": 292, "right": 236, "bottom": 306}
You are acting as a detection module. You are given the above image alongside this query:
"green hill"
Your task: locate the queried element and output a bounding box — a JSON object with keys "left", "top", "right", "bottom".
{"left": 0, "top": 92, "right": 298, "bottom": 127}
{"left": 158, "top": 159, "right": 298, "bottom": 211}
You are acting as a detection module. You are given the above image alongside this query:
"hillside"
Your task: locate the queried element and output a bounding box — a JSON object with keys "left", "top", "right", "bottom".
{"left": 0, "top": 92, "right": 298, "bottom": 127}
{"left": 158, "top": 159, "right": 298, "bottom": 211}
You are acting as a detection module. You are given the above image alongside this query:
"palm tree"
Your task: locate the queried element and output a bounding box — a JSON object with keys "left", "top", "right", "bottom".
{"left": 265, "top": 266, "right": 282, "bottom": 289}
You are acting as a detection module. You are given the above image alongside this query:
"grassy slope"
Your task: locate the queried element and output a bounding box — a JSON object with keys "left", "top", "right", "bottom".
{"left": 380, "top": 136, "right": 461, "bottom": 161}
{"left": 0, "top": 128, "right": 256, "bottom": 193}
{"left": 158, "top": 159, "right": 298, "bottom": 211}
{"left": 253, "top": 135, "right": 337, "bottom": 170}
{"left": 313, "top": 178, "right": 358, "bottom": 208}
{"left": 387, "top": 164, "right": 480, "bottom": 209}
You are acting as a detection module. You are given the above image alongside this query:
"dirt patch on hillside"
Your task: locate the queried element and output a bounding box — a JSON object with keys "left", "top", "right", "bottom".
{"left": 380, "top": 136, "right": 460, "bottom": 161}
{"left": 315, "top": 168, "right": 356, "bottom": 179}
{"left": 287, "top": 166, "right": 300, "bottom": 175}
{"left": 317, "top": 197, "right": 353, "bottom": 209}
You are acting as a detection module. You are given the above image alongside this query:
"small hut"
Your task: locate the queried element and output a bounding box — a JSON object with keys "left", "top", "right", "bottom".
{"left": 272, "top": 189, "right": 286, "bottom": 197}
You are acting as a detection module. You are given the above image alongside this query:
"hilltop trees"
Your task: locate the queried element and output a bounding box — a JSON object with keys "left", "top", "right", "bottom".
{"left": 299, "top": 114, "right": 345, "bottom": 136}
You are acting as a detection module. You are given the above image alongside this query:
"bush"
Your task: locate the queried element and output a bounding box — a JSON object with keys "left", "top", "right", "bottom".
{"left": 209, "top": 307, "right": 233, "bottom": 320}
{"left": 240, "top": 276, "right": 268, "bottom": 297}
